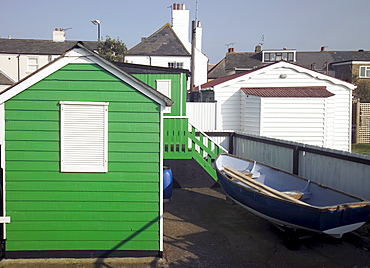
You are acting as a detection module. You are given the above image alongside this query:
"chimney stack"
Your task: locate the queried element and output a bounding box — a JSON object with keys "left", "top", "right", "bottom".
{"left": 53, "top": 28, "right": 65, "bottom": 42}
{"left": 171, "top": 3, "right": 190, "bottom": 46}
{"left": 321, "top": 46, "right": 326, "bottom": 52}
{"left": 228, "top": 47, "right": 234, "bottom": 53}
{"left": 255, "top": 45, "right": 261, "bottom": 53}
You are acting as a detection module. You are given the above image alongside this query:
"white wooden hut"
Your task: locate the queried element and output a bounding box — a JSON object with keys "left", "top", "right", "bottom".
{"left": 198, "top": 61, "right": 356, "bottom": 151}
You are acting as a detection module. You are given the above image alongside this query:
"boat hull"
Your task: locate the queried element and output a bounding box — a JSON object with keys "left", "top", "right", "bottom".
{"left": 215, "top": 154, "right": 370, "bottom": 238}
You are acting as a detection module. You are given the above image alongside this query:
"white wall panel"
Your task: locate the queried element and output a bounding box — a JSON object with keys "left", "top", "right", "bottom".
{"left": 186, "top": 102, "right": 216, "bottom": 131}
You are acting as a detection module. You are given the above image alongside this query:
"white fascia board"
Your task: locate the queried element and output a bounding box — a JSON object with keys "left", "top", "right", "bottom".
{"left": 332, "top": 61, "right": 370, "bottom": 66}
{"left": 218, "top": 74, "right": 252, "bottom": 88}
{"left": 85, "top": 55, "right": 169, "bottom": 107}
{"left": 352, "top": 61, "right": 370, "bottom": 65}
{"left": 0, "top": 54, "right": 77, "bottom": 104}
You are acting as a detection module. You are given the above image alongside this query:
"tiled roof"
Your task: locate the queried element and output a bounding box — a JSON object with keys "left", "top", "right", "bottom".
{"left": 0, "top": 71, "right": 14, "bottom": 85}
{"left": 126, "top": 24, "right": 190, "bottom": 57}
{"left": 225, "top": 52, "right": 263, "bottom": 70}
{"left": 208, "top": 58, "right": 227, "bottom": 79}
{"left": 0, "top": 39, "right": 98, "bottom": 54}
{"left": 296, "top": 52, "right": 334, "bottom": 71}
{"left": 112, "top": 61, "right": 190, "bottom": 76}
{"left": 241, "top": 87, "right": 335, "bottom": 98}
{"left": 211, "top": 50, "right": 370, "bottom": 79}
{"left": 200, "top": 71, "right": 252, "bottom": 89}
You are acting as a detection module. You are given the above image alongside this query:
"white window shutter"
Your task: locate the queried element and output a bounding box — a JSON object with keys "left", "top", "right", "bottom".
{"left": 60, "top": 101, "right": 109, "bottom": 172}
{"left": 156, "top": 80, "right": 171, "bottom": 113}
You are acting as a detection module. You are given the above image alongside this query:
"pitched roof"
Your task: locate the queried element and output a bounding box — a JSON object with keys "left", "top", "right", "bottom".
{"left": 208, "top": 58, "right": 227, "bottom": 79}
{"left": 211, "top": 49, "right": 370, "bottom": 79}
{"left": 201, "top": 61, "right": 355, "bottom": 91}
{"left": 0, "top": 39, "right": 98, "bottom": 54}
{"left": 225, "top": 52, "right": 263, "bottom": 70}
{"left": 0, "top": 71, "right": 14, "bottom": 85}
{"left": 126, "top": 24, "right": 190, "bottom": 57}
{"left": 0, "top": 42, "right": 174, "bottom": 107}
{"left": 241, "top": 87, "right": 335, "bottom": 98}
{"left": 200, "top": 71, "right": 252, "bottom": 89}
{"left": 112, "top": 61, "right": 190, "bottom": 76}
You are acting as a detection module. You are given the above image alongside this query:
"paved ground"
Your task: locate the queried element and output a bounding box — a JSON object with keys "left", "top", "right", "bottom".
{"left": 162, "top": 187, "right": 370, "bottom": 268}
{"left": 1, "top": 187, "right": 370, "bottom": 268}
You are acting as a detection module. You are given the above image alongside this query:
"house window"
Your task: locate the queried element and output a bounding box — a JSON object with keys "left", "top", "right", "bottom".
{"left": 287, "top": 52, "right": 294, "bottom": 61}
{"left": 263, "top": 51, "right": 296, "bottom": 63}
{"left": 60, "top": 101, "right": 109, "bottom": 173}
{"left": 359, "top": 66, "right": 370, "bottom": 78}
{"left": 168, "top": 62, "right": 183, "bottom": 69}
{"left": 275, "top": 53, "right": 282, "bottom": 61}
{"left": 264, "top": 53, "right": 270, "bottom": 62}
{"left": 28, "top": 57, "right": 39, "bottom": 72}
{"left": 156, "top": 80, "right": 171, "bottom": 113}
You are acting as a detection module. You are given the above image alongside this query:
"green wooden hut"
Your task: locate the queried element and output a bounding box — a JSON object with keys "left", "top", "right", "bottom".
{"left": 0, "top": 42, "right": 174, "bottom": 258}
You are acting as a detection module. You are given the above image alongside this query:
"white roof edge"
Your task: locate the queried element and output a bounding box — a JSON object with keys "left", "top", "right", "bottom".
{"left": 0, "top": 54, "right": 74, "bottom": 104}
{"left": 332, "top": 61, "right": 370, "bottom": 66}
{"left": 0, "top": 45, "right": 172, "bottom": 107}
{"left": 249, "top": 61, "right": 356, "bottom": 90}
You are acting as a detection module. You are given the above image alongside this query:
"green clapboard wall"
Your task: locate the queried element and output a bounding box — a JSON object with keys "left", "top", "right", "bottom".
{"left": 5, "top": 63, "right": 161, "bottom": 252}
{"left": 133, "top": 73, "right": 187, "bottom": 117}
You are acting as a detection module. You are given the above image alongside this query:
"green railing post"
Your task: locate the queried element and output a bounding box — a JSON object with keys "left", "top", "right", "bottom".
{"left": 163, "top": 117, "right": 227, "bottom": 180}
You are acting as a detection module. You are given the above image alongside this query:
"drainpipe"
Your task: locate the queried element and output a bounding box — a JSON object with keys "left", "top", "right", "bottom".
{"left": 147, "top": 55, "right": 152, "bottom": 66}
{"left": 16, "top": 54, "right": 20, "bottom": 81}
{"left": 190, "top": 20, "right": 196, "bottom": 92}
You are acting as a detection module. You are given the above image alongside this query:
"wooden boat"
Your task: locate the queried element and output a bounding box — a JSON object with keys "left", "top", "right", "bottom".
{"left": 215, "top": 153, "right": 370, "bottom": 238}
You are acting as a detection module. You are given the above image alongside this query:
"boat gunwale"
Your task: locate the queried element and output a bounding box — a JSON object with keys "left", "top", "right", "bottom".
{"left": 216, "top": 153, "right": 370, "bottom": 212}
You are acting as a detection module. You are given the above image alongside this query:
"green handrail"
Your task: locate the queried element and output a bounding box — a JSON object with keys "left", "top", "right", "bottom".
{"left": 163, "top": 117, "right": 227, "bottom": 180}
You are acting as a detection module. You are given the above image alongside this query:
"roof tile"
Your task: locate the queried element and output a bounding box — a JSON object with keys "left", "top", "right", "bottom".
{"left": 0, "top": 39, "right": 98, "bottom": 54}
{"left": 241, "top": 87, "right": 335, "bottom": 98}
{"left": 126, "top": 24, "right": 190, "bottom": 56}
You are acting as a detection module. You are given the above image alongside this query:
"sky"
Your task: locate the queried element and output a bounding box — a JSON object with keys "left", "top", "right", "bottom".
{"left": 1, "top": 0, "right": 370, "bottom": 64}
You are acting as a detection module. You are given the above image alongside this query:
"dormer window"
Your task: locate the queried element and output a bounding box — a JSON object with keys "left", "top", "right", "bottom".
{"left": 168, "top": 62, "right": 184, "bottom": 69}
{"left": 262, "top": 50, "right": 296, "bottom": 63}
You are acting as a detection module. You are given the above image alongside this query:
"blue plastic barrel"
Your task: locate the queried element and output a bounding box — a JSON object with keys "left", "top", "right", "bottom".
{"left": 163, "top": 166, "right": 173, "bottom": 201}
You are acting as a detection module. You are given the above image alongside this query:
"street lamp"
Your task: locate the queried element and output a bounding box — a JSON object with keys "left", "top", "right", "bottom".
{"left": 91, "top": 20, "right": 101, "bottom": 41}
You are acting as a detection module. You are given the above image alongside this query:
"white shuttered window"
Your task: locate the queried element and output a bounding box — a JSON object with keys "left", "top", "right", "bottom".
{"left": 156, "top": 80, "right": 171, "bottom": 113}
{"left": 60, "top": 101, "right": 109, "bottom": 172}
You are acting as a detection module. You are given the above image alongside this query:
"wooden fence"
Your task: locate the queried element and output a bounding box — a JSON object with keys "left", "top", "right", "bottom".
{"left": 353, "top": 102, "right": 370, "bottom": 143}
{"left": 163, "top": 115, "right": 370, "bottom": 199}
{"left": 186, "top": 102, "right": 216, "bottom": 131}
{"left": 206, "top": 131, "right": 370, "bottom": 200}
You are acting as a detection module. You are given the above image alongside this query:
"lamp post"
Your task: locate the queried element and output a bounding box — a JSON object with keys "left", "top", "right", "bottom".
{"left": 91, "top": 20, "right": 101, "bottom": 41}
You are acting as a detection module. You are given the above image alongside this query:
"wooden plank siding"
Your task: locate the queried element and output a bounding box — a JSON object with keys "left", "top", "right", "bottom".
{"left": 133, "top": 73, "right": 187, "bottom": 117}
{"left": 4, "top": 63, "right": 162, "bottom": 252}
{"left": 259, "top": 98, "right": 327, "bottom": 147}
{"left": 210, "top": 64, "right": 353, "bottom": 151}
